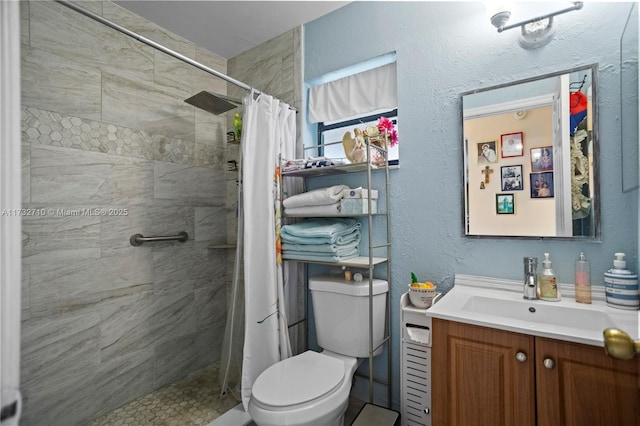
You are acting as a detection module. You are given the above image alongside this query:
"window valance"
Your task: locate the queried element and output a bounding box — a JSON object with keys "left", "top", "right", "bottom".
{"left": 308, "top": 62, "right": 397, "bottom": 124}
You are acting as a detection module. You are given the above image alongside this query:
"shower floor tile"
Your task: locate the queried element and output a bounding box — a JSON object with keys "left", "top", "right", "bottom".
{"left": 86, "top": 364, "right": 239, "bottom": 426}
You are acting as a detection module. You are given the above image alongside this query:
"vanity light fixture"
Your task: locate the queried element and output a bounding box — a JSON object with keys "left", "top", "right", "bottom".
{"left": 488, "top": 2, "right": 584, "bottom": 49}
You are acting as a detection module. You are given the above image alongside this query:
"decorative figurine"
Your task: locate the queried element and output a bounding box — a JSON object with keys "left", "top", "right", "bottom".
{"left": 233, "top": 113, "right": 242, "bottom": 140}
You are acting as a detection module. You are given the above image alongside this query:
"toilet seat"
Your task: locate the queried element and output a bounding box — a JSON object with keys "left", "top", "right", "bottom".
{"left": 251, "top": 351, "right": 345, "bottom": 411}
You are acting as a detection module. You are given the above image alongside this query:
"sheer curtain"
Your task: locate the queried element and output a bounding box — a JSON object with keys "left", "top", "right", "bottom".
{"left": 240, "top": 91, "right": 296, "bottom": 410}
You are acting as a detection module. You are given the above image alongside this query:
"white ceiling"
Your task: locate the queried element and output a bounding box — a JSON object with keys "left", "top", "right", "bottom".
{"left": 114, "top": 1, "right": 351, "bottom": 59}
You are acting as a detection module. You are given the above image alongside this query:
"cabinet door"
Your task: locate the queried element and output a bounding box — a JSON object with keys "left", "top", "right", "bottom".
{"left": 432, "top": 319, "right": 536, "bottom": 426}
{"left": 536, "top": 337, "right": 640, "bottom": 426}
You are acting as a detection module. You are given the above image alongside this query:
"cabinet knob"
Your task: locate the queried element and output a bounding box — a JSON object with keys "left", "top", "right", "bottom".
{"left": 515, "top": 351, "right": 528, "bottom": 362}
{"left": 543, "top": 358, "right": 555, "bottom": 369}
{"left": 424, "top": 408, "right": 430, "bottom": 415}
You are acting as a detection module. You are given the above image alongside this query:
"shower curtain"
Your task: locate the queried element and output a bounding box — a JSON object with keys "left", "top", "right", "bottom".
{"left": 239, "top": 91, "right": 298, "bottom": 410}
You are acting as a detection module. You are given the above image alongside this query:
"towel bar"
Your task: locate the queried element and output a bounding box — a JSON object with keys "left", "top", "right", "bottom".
{"left": 130, "top": 231, "right": 188, "bottom": 246}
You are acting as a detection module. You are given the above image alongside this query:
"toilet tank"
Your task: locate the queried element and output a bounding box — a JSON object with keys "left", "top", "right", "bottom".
{"left": 309, "top": 275, "right": 388, "bottom": 358}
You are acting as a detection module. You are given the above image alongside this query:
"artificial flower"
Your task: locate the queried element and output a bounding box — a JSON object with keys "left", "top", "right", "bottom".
{"left": 389, "top": 129, "right": 398, "bottom": 147}
{"left": 377, "top": 117, "right": 394, "bottom": 133}
{"left": 375, "top": 117, "right": 399, "bottom": 147}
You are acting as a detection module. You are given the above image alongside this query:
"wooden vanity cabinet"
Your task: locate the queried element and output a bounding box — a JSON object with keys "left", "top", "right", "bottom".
{"left": 432, "top": 319, "right": 640, "bottom": 426}
{"left": 535, "top": 337, "right": 640, "bottom": 426}
{"left": 432, "top": 318, "right": 536, "bottom": 426}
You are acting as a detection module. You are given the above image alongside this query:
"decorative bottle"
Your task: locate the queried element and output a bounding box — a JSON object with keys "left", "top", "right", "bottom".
{"left": 539, "top": 253, "right": 560, "bottom": 301}
{"left": 233, "top": 113, "right": 242, "bottom": 140}
{"left": 574, "top": 252, "right": 591, "bottom": 304}
{"left": 604, "top": 253, "right": 639, "bottom": 310}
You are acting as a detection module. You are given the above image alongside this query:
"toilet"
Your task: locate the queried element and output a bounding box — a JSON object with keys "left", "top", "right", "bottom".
{"left": 248, "top": 275, "right": 389, "bottom": 426}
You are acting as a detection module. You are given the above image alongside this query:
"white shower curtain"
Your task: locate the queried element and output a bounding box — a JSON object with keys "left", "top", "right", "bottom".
{"left": 241, "top": 91, "right": 296, "bottom": 410}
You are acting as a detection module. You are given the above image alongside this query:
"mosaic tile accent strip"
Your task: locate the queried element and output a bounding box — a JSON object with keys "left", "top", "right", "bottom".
{"left": 195, "top": 143, "right": 225, "bottom": 170}
{"left": 86, "top": 363, "right": 239, "bottom": 426}
{"left": 22, "top": 106, "right": 200, "bottom": 167}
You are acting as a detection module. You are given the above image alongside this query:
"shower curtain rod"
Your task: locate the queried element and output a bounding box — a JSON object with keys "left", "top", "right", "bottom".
{"left": 54, "top": 0, "right": 295, "bottom": 110}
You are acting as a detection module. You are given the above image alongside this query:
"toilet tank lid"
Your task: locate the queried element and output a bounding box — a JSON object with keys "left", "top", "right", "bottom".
{"left": 309, "top": 275, "right": 388, "bottom": 296}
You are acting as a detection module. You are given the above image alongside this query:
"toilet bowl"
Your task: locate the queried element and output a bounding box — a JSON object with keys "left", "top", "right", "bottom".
{"left": 248, "top": 350, "right": 359, "bottom": 426}
{"left": 248, "top": 276, "right": 388, "bottom": 426}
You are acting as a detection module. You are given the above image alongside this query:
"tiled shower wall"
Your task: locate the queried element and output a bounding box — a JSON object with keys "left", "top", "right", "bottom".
{"left": 20, "top": 1, "right": 229, "bottom": 424}
{"left": 226, "top": 25, "right": 304, "bottom": 242}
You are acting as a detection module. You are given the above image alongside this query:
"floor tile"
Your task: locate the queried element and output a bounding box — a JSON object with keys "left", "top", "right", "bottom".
{"left": 86, "top": 363, "right": 238, "bottom": 426}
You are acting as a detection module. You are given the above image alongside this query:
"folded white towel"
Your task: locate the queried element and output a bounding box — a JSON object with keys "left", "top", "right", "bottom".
{"left": 284, "top": 202, "right": 341, "bottom": 216}
{"left": 282, "top": 185, "right": 349, "bottom": 209}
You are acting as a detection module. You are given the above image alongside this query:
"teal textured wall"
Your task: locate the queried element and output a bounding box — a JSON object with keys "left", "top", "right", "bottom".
{"left": 304, "top": 1, "right": 638, "bottom": 410}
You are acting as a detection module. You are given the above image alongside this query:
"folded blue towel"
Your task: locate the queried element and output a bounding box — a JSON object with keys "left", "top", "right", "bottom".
{"left": 283, "top": 246, "right": 358, "bottom": 258}
{"left": 282, "top": 248, "right": 359, "bottom": 262}
{"left": 280, "top": 219, "right": 361, "bottom": 245}
{"left": 282, "top": 236, "right": 360, "bottom": 254}
{"left": 280, "top": 229, "right": 360, "bottom": 246}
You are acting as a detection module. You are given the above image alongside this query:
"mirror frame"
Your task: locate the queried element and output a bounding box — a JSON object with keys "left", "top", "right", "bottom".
{"left": 461, "top": 64, "right": 601, "bottom": 240}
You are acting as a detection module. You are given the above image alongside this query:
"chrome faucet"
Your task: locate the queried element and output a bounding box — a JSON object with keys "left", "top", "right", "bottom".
{"left": 523, "top": 257, "right": 538, "bottom": 300}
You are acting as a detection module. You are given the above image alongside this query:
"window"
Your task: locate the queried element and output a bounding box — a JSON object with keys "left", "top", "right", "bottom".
{"left": 307, "top": 57, "right": 398, "bottom": 165}
{"left": 317, "top": 109, "right": 399, "bottom": 166}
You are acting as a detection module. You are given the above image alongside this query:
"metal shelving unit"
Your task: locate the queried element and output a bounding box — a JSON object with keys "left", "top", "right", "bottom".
{"left": 281, "top": 137, "right": 392, "bottom": 407}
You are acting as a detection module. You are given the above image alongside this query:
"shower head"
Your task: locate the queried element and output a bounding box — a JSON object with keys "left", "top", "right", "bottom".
{"left": 184, "top": 91, "right": 241, "bottom": 115}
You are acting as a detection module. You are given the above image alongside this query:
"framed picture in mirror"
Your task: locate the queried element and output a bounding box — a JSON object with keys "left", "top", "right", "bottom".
{"left": 531, "top": 146, "right": 553, "bottom": 171}
{"left": 496, "top": 194, "right": 515, "bottom": 214}
{"left": 530, "top": 172, "right": 554, "bottom": 198}
{"left": 500, "top": 132, "right": 523, "bottom": 158}
{"left": 477, "top": 141, "right": 498, "bottom": 164}
{"left": 501, "top": 165, "right": 523, "bottom": 191}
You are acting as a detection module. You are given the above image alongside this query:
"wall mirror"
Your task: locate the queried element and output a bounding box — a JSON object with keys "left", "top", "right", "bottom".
{"left": 620, "top": 2, "right": 638, "bottom": 193}
{"left": 462, "top": 64, "right": 599, "bottom": 239}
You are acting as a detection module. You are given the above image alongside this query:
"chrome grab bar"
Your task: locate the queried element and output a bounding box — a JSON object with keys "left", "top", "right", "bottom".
{"left": 130, "top": 231, "right": 188, "bottom": 246}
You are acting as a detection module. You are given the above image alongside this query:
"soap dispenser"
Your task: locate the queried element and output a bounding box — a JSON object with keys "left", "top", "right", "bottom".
{"left": 539, "top": 253, "right": 560, "bottom": 301}
{"left": 575, "top": 252, "right": 591, "bottom": 304}
{"left": 604, "top": 253, "right": 639, "bottom": 310}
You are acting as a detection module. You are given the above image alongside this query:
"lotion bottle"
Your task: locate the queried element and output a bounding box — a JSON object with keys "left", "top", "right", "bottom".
{"left": 604, "top": 253, "right": 639, "bottom": 310}
{"left": 539, "top": 253, "right": 560, "bottom": 301}
{"left": 575, "top": 252, "right": 591, "bottom": 304}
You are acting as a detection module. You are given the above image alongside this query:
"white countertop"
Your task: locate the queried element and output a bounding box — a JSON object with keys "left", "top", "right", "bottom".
{"left": 425, "top": 274, "right": 639, "bottom": 347}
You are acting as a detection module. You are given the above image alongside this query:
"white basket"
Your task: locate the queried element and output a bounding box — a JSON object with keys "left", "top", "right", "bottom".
{"left": 408, "top": 284, "right": 437, "bottom": 308}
